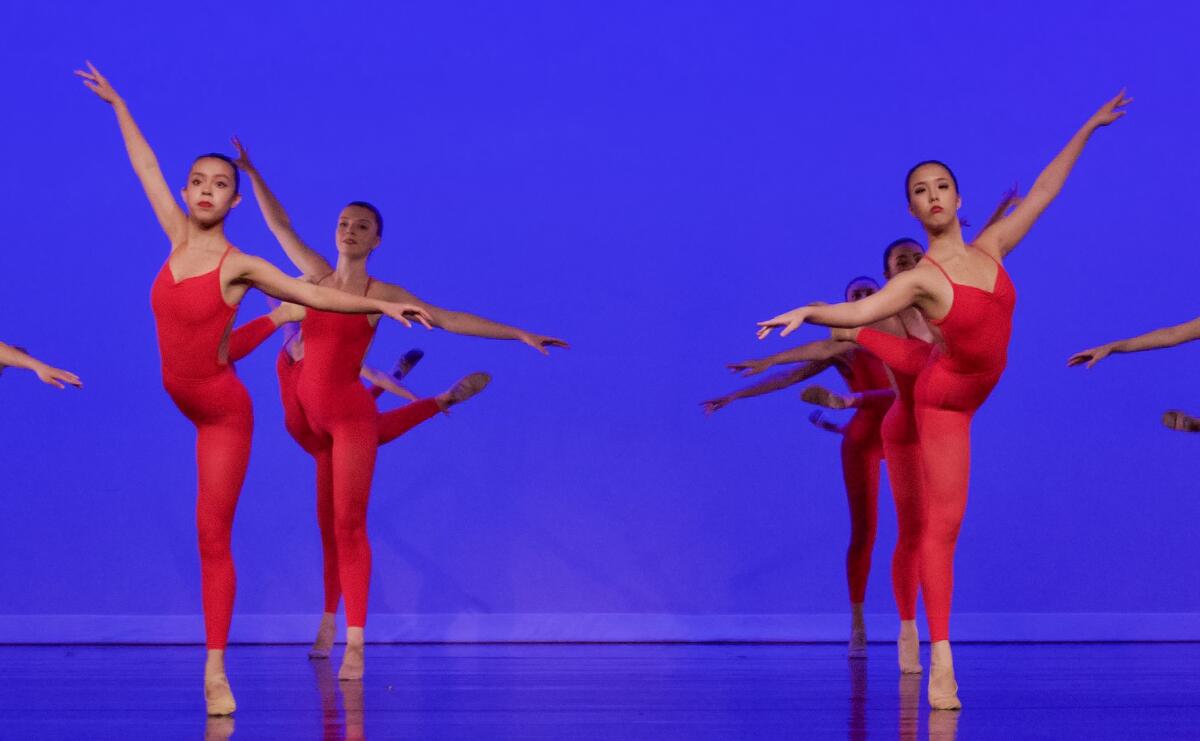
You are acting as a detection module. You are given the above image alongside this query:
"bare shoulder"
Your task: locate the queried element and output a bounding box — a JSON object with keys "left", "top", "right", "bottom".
{"left": 367, "top": 278, "right": 420, "bottom": 303}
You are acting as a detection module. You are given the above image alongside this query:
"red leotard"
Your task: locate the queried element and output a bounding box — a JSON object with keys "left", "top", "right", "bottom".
{"left": 276, "top": 344, "right": 439, "bottom": 617}
{"left": 836, "top": 349, "right": 894, "bottom": 605}
{"left": 858, "top": 249, "right": 1015, "bottom": 641}
{"left": 150, "top": 246, "right": 250, "bottom": 650}
{"left": 876, "top": 336, "right": 934, "bottom": 622}
{"left": 228, "top": 312, "right": 440, "bottom": 618}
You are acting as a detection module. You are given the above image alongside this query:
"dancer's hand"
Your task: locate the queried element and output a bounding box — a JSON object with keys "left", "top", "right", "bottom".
{"left": 1089, "top": 89, "right": 1133, "bottom": 129}
{"left": 727, "top": 358, "right": 772, "bottom": 377}
{"left": 34, "top": 363, "right": 83, "bottom": 389}
{"left": 701, "top": 397, "right": 731, "bottom": 415}
{"left": 757, "top": 307, "right": 813, "bottom": 340}
{"left": 1067, "top": 343, "right": 1115, "bottom": 368}
{"left": 230, "top": 136, "right": 257, "bottom": 174}
{"left": 381, "top": 303, "right": 434, "bottom": 329}
{"left": 518, "top": 332, "right": 570, "bottom": 355}
{"left": 74, "top": 61, "right": 122, "bottom": 105}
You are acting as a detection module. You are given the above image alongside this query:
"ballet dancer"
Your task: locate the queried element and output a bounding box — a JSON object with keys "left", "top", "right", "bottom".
{"left": 78, "top": 62, "right": 432, "bottom": 715}
{"left": 705, "top": 277, "right": 895, "bottom": 654}
{"left": 757, "top": 90, "right": 1131, "bottom": 708}
{"left": 232, "top": 138, "right": 567, "bottom": 680}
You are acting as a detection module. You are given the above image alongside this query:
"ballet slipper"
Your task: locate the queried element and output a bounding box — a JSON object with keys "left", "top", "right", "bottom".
{"left": 801, "top": 385, "right": 853, "bottom": 410}
{"left": 204, "top": 673, "right": 237, "bottom": 716}
{"left": 338, "top": 641, "right": 365, "bottom": 681}
{"left": 1163, "top": 410, "right": 1200, "bottom": 432}
{"left": 848, "top": 603, "right": 867, "bottom": 658}
{"left": 897, "top": 620, "right": 923, "bottom": 674}
{"left": 438, "top": 372, "right": 491, "bottom": 411}
{"left": 928, "top": 640, "right": 962, "bottom": 710}
{"left": 392, "top": 349, "right": 424, "bottom": 381}
{"left": 308, "top": 613, "right": 336, "bottom": 659}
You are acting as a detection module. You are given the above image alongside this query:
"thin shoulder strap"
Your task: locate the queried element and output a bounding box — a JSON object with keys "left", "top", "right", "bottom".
{"left": 922, "top": 254, "right": 954, "bottom": 284}
{"left": 974, "top": 246, "right": 1003, "bottom": 269}
{"left": 363, "top": 276, "right": 374, "bottom": 296}
{"left": 217, "top": 244, "right": 235, "bottom": 270}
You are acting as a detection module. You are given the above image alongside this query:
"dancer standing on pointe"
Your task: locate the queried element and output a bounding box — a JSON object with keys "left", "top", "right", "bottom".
{"left": 0, "top": 342, "right": 81, "bottom": 388}
{"left": 703, "top": 277, "right": 896, "bottom": 657}
{"left": 1069, "top": 317, "right": 1200, "bottom": 431}
{"left": 77, "top": 62, "right": 433, "bottom": 716}
{"left": 232, "top": 139, "right": 568, "bottom": 680}
{"left": 757, "top": 91, "right": 1131, "bottom": 709}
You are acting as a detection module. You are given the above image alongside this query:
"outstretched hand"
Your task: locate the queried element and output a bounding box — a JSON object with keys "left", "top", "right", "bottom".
{"left": 382, "top": 303, "right": 435, "bottom": 330}
{"left": 519, "top": 332, "right": 570, "bottom": 355}
{"left": 1067, "top": 343, "right": 1115, "bottom": 369}
{"left": 701, "top": 397, "right": 731, "bottom": 415}
{"left": 35, "top": 364, "right": 83, "bottom": 390}
{"left": 230, "top": 136, "right": 256, "bottom": 174}
{"left": 74, "top": 61, "right": 121, "bottom": 105}
{"left": 757, "top": 307, "right": 812, "bottom": 340}
{"left": 1090, "top": 89, "right": 1133, "bottom": 128}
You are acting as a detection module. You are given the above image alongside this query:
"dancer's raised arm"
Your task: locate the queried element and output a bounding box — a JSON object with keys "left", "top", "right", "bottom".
{"left": 231, "top": 138, "right": 333, "bottom": 277}
{"left": 75, "top": 62, "right": 188, "bottom": 246}
{"left": 0, "top": 342, "right": 82, "bottom": 389}
{"left": 1068, "top": 315, "right": 1200, "bottom": 368}
{"left": 369, "top": 281, "right": 568, "bottom": 355}
{"left": 975, "top": 90, "right": 1131, "bottom": 259}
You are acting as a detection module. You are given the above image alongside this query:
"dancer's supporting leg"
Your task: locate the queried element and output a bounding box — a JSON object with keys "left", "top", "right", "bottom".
{"left": 839, "top": 410, "right": 883, "bottom": 656}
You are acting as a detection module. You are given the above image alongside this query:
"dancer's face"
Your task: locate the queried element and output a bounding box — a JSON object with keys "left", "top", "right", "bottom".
{"left": 907, "top": 163, "right": 961, "bottom": 231}
{"left": 886, "top": 243, "right": 925, "bottom": 279}
{"left": 335, "top": 205, "right": 381, "bottom": 258}
{"left": 845, "top": 280, "right": 878, "bottom": 303}
{"left": 181, "top": 158, "right": 240, "bottom": 226}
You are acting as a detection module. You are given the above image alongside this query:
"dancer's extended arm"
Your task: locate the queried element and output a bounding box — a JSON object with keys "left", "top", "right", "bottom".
{"left": 975, "top": 90, "right": 1131, "bottom": 259}
{"left": 1068, "top": 315, "right": 1200, "bottom": 368}
{"left": 369, "top": 281, "right": 568, "bottom": 355}
{"left": 231, "top": 138, "right": 333, "bottom": 277}
{"left": 0, "top": 342, "right": 82, "bottom": 389}
{"left": 75, "top": 62, "right": 187, "bottom": 246}
{"left": 227, "top": 254, "right": 433, "bottom": 327}
{"left": 727, "top": 338, "right": 857, "bottom": 376}
{"left": 702, "top": 360, "right": 836, "bottom": 414}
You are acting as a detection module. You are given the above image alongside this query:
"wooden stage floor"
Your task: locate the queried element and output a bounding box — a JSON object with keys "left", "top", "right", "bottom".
{"left": 2, "top": 642, "right": 1198, "bottom": 739}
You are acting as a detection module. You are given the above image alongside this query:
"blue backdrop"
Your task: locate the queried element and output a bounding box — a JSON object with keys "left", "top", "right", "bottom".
{"left": 2, "top": 2, "right": 1198, "bottom": 641}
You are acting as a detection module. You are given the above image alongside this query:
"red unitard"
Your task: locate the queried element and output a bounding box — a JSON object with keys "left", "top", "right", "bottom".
{"left": 857, "top": 250, "right": 1015, "bottom": 641}
{"left": 836, "top": 350, "right": 896, "bottom": 605}
{"left": 228, "top": 315, "right": 440, "bottom": 617}
{"left": 877, "top": 334, "right": 934, "bottom": 622}
{"left": 150, "top": 246, "right": 250, "bottom": 650}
